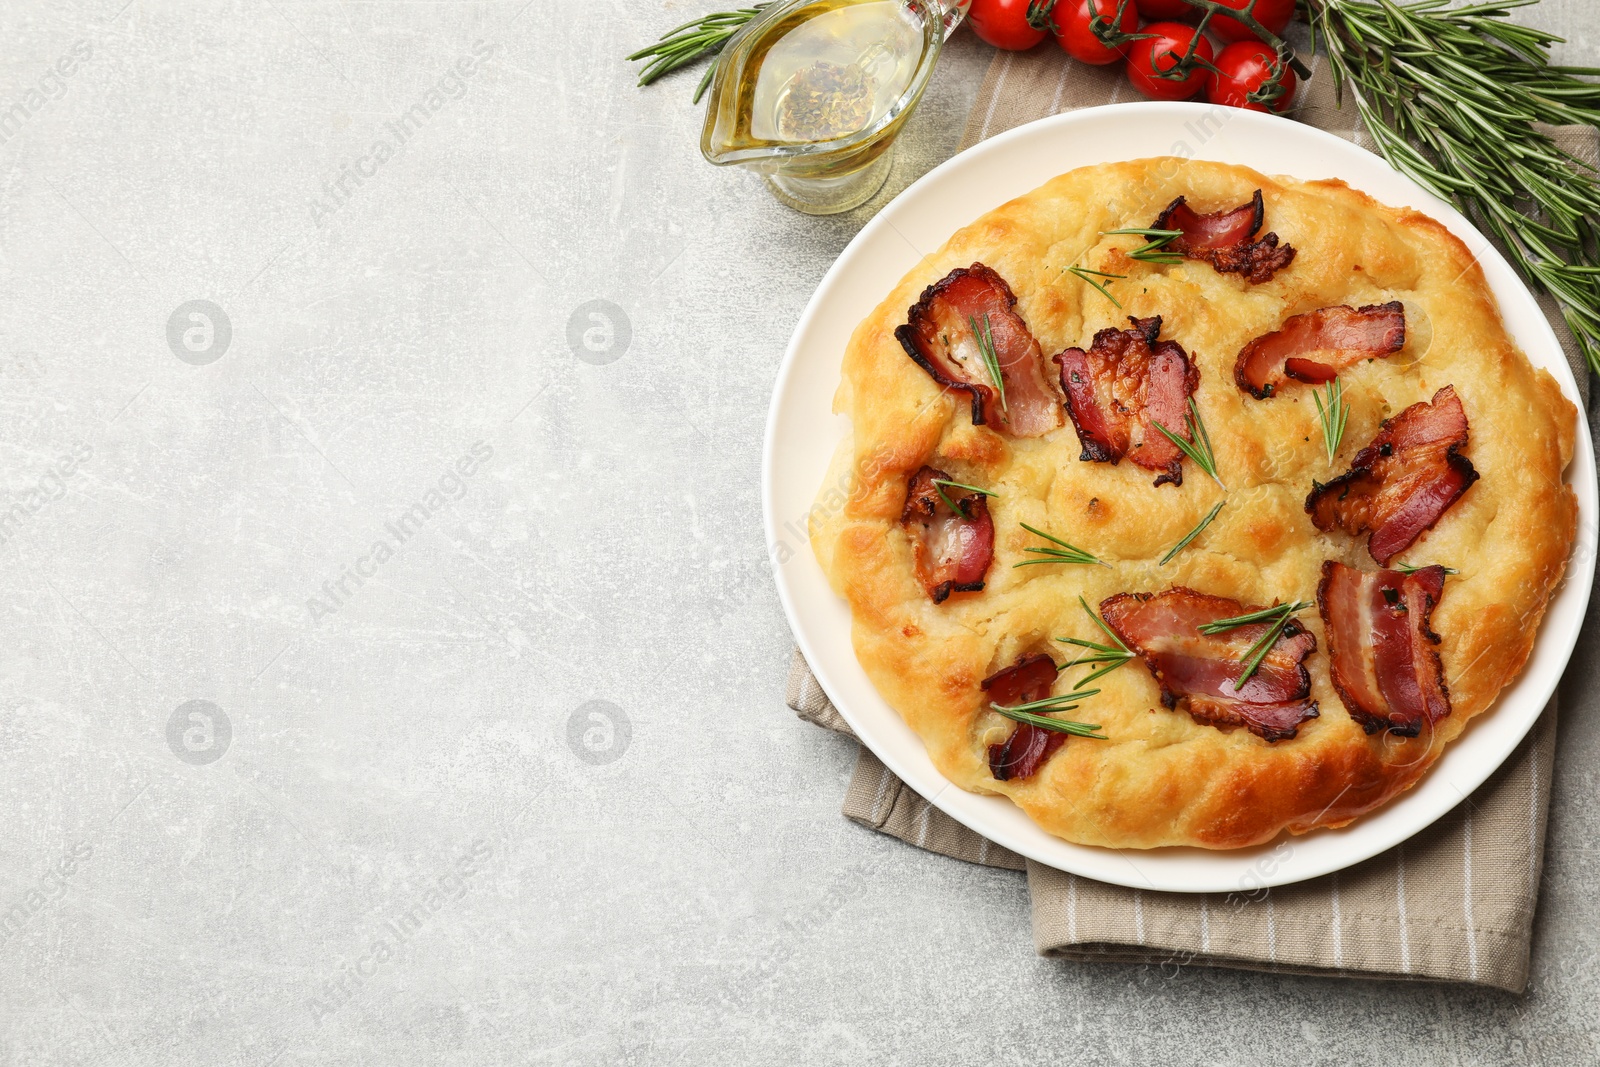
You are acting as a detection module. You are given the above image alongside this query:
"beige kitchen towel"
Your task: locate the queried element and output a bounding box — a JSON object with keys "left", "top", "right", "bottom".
{"left": 787, "top": 44, "right": 1600, "bottom": 994}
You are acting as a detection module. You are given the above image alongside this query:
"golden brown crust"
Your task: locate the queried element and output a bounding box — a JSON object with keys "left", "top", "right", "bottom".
{"left": 811, "top": 158, "right": 1579, "bottom": 850}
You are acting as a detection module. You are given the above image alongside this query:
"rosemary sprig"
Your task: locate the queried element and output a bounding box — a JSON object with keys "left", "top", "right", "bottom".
{"left": 1202, "top": 601, "right": 1311, "bottom": 686}
{"left": 1066, "top": 265, "right": 1126, "bottom": 308}
{"left": 990, "top": 699, "right": 1109, "bottom": 740}
{"left": 1151, "top": 397, "right": 1224, "bottom": 488}
{"left": 1198, "top": 600, "right": 1314, "bottom": 634}
{"left": 1236, "top": 621, "right": 1291, "bottom": 686}
{"left": 1305, "top": 0, "right": 1600, "bottom": 376}
{"left": 1101, "top": 227, "right": 1186, "bottom": 264}
{"left": 1001, "top": 689, "right": 1101, "bottom": 712}
{"left": 1159, "top": 499, "right": 1225, "bottom": 565}
{"left": 1057, "top": 595, "right": 1135, "bottom": 689}
{"left": 931, "top": 478, "right": 995, "bottom": 514}
{"left": 1395, "top": 561, "right": 1460, "bottom": 576}
{"left": 968, "top": 313, "right": 1008, "bottom": 415}
{"left": 1058, "top": 647, "right": 1133, "bottom": 690}
{"left": 1014, "top": 522, "right": 1104, "bottom": 568}
{"left": 1312, "top": 377, "right": 1351, "bottom": 462}
{"left": 626, "top": 6, "right": 768, "bottom": 102}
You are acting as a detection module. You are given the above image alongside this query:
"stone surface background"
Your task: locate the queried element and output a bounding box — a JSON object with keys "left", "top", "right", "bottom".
{"left": 0, "top": 2, "right": 1596, "bottom": 1063}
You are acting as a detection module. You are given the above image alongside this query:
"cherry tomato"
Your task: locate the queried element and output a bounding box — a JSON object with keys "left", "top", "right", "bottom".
{"left": 1206, "top": 40, "right": 1296, "bottom": 112}
{"left": 1208, "top": 0, "right": 1295, "bottom": 43}
{"left": 1125, "top": 21, "right": 1213, "bottom": 101}
{"left": 1051, "top": 0, "right": 1141, "bottom": 66}
{"left": 968, "top": 0, "right": 1049, "bottom": 51}
{"left": 1135, "top": 0, "right": 1199, "bottom": 18}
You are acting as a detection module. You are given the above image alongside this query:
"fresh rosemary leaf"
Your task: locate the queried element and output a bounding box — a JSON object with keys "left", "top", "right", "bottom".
{"left": 1057, "top": 637, "right": 1123, "bottom": 654}
{"left": 931, "top": 478, "right": 995, "bottom": 513}
{"left": 1395, "top": 561, "right": 1460, "bottom": 575}
{"left": 1100, "top": 227, "right": 1186, "bottom": 263}
{"left": 1192, "top": 600, "right": 1312, "bottom": 686}
{"left": 1159, "top": 500, "right": 1225, "bottom": 566}
{"left": 968, "top": 313, "right": 1008, "bottom": 415}
{"left": 1127, "top": 242, "right": 1185, "bottom": 264}
{"left": 1001, "top": 690, "right": 1101, "bottom": 712}
{"left": 1198, "top": 600, "right": 1313, "bottom": 634}
{"left": 1236, "top": 614, "right": 1293, "bottom": 686}
{"left": 1312, "top": 377, "right": 1351, "bottom": 461}
{"left": 1077, "top": 594, "right": 1132, "bottom": 652}
{"left": 1061, "top": 654, "right": 1134, "bottom": 690}
{"left": 1056, "top": 596, "right": 1134, "bottom": 689}
{"left": 1014, "top": 522, "right": 1103, "bottom": 568}
{"left": 1151, "top": 397, "right": 1225, "bottom": 488}
{"left": 627, "top": 6, "right": 768, "bottom": 102}
{"left": 1067, "top": 265, "right": 1126, "bottom": 308}
{"left": 990, "top": 702, "right": 1109, "bottom": 740}
{"left": 931, "top": 479, "right": 994, "bottom": 496}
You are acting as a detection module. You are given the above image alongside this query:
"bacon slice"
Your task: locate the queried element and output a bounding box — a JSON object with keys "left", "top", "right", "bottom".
{"left": 982, "top": 654, "right": 1065, "bottom": 781}
{"left": 1053, "top": 315, "right": 1200, "bottom": 487}
{"left": 1234, "top": 302, "right": 1407, "bottom": 399}
{"left": 1100, "top": 588, "right": 1319, "bottom": 742}
{"left": 901, "top": 465, "right": 994, "bottom": 603}
{"left": 1306, "top": 385, "right": 1478, "bottom": 565}
{"left": 894, "top": 263, "right": 1063, "bottom": 437}
{"left": 1157, "top": 191, "right": 1263, "bottom": 251}
{"left": 1317, "top": 561, "right": 1450, "bottom": 736}
{"left": 1152, "top": 189, "right": 1296, "bottom": 284}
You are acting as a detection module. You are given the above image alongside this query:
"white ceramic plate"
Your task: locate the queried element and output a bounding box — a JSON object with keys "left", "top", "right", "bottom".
{"left": 763, "top": 101, "right": 1597, "bottom": 893}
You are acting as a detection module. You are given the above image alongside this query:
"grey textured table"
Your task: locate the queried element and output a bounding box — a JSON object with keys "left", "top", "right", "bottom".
{"left": 1, "top": 3, "right": 1597, "bottom": 1064}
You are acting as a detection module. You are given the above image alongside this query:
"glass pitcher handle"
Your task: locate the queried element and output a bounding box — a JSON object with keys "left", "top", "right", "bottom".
{"left": 928, "top": 0, "right": 970, "bottom": 38}
{"left": 934, "top": 0, "right": 966, "bottom": 36}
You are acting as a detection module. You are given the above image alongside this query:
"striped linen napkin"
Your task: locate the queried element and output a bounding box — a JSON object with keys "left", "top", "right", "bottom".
{"left": 786, "top": 44, "right": 1599, "bottom": 994}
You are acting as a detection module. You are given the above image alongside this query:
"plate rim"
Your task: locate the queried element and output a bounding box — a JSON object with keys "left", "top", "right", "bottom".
{"left": 762, "top": 100, "right": 1597, "bottom": 893}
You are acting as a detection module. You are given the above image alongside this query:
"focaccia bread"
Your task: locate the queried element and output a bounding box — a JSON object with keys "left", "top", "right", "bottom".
{"left": 810, "top": 157, "right": 1578, "bottom": 850}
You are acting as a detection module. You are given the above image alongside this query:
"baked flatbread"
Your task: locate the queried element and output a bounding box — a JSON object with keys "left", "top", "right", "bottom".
{"left": 811, "top": 158, "right": 1577, "bottom": 849}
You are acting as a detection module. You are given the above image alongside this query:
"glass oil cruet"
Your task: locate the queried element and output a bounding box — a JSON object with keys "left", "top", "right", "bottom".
{"left": 700, "top": 0, "right": 971, "bottom": 215}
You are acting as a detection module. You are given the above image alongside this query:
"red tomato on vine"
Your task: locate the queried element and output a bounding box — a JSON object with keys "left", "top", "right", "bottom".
{"left": 1207, "top": 40, "right": 1296, "bottom": 111}
{"left": 1125, "top": 21, "right": 1213, "bottom": 100}
{"left": 968, "top": 0, "right": 1049, "bottom": 50}
{"left": 1208, "top": 0, "right": 1295, "bottom": 43}
{"left": 1051, "top": 0, "right": 1141, "bottom": 66}
{"left": 1135, "top": 0, "right": 1199, "bottom": 18}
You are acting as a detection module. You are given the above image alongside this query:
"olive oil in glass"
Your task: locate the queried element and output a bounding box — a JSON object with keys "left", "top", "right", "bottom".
{"left": 701, "top": 0, "right": 967, "bottom": 214}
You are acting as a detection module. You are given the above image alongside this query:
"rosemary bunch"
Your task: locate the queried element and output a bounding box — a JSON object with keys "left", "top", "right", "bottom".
{"left": 1303, "top": 0, "right": 1600, "bottom": 375}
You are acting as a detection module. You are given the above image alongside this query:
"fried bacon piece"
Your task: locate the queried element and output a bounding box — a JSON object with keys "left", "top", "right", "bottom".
{"left": 901, "top": 466, "right": 995, "bottom": 604}
{"left": 1317, "top": 562, "right": 1450, "bottom": 736}
{"left": 895, "top": 263, "right": 1064, "bottom": 437}
{"left": 1100, "top": 588, "right": 1319, "bottom": 742}
{"left": 1234, "top": 301, "right": 1407, "bottom": 399}
{"left": 1152, "top": 189, "right": 1297, "bottom": 284}
{"left": 1306, "top": 385, "right": 1478, "bottom": 565}
{"left": 983, "top": 654, "right": 1065, "bottom": 781}
{"left": 1053, "top": 315, "right": 1200, "bottom": 487}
